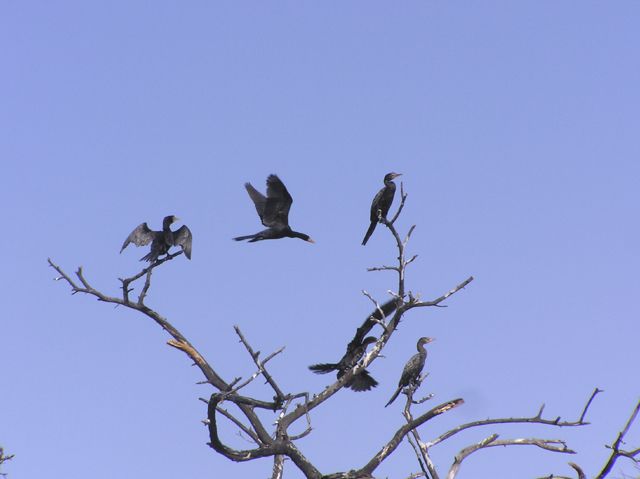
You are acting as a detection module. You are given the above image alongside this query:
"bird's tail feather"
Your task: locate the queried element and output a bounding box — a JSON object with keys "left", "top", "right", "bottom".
{"left": 385, "top": 387, "right": 402, "bottom": 407}
{"left": 233, "top": 234, "right": 256, "bottom": 242}
{"left": 361, "top": 222, "right": 377, "bottom": 246}
{"left": 346, "top": 370, "right": 379, "bottom": 392}
{"left": 308, "top": 363, "right": 339, "bottom": 374}
{"left": 140, "top": 252, "right": 157, "bottom": 262}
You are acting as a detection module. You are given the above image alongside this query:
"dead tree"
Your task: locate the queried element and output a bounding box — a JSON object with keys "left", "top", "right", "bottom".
{"left": 49, "top": 185, "right": 638, "bottom": 479}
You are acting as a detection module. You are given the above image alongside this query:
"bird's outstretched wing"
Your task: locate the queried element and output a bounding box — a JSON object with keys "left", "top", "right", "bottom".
{"left": 121, "top": 223, "right": 156, "bottom": 252}
{"left": 245, "top": 182, "right": 267, "bottom": 221}
{"left": 263, "top": 174, "right": 293, "bottom": 228}
{"left": 173, "top": 225, "right": 193, "bottom": 259}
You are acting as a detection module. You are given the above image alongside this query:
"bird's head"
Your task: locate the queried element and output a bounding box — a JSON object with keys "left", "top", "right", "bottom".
{"left": 418, "top": 337, "right": 434, "bottom": 347}
{"left": 161, "top": 215, "right": 180, "bottom": 230}
{"left": 384, "top": 172, "right": 402, "bottom": 182}
{"left": 362, "top": 336, "right": 378, "bottom": 347}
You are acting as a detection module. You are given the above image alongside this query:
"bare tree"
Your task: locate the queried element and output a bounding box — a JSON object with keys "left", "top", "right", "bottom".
{"left": 49, "top": 185, "right": 638, "bottom": 479}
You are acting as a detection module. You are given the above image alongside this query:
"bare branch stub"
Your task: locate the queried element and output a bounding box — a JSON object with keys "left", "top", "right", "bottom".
{"left": 569, "top": 462, "right": 587, "bottom": 479}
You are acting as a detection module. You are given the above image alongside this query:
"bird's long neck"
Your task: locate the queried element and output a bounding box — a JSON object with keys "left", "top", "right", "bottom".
{"left": 289, "top": 230, "right": 310, "bottom": 241}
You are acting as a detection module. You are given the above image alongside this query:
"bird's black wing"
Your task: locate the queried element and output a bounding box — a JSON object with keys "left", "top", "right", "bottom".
{"left": 369, "top": 187, "right": 386, "bottom": 222}
{"left": 263, "top": 175, "right": 293, "bottom": 228}
{"left": 173, "top": 225, "right": 193, "bottom": 259}
{"left": 244, "top": 182, "right": 267, "bottom": 221}
{"left": 308, "top": 363, "right": 339, "bottom": 374}
{"left": 121, "top": 223, "right": 157, "bottom": 252}
{"left": 399, "top": 352, "right": 424, "bottom": 387}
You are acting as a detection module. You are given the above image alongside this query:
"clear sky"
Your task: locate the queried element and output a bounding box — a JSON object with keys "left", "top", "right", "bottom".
{"left": 2, "top": 2, "right": 639, "bottom": 478}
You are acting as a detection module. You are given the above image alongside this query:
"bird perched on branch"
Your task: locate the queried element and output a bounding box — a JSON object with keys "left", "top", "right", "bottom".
{"left": 385, "top": 337, "right": 433, "bottom": 407}
{"left": 362, "top": 172, "right": 402, "bottom": 245}
{"left": 120, "top": 215, "right": 192, "bottom": 262}
{"left": 309, "top": 336, "right": 378, "bottom": 392}
{"left": 234, "top": 174, "right": 315, "bottom": 243}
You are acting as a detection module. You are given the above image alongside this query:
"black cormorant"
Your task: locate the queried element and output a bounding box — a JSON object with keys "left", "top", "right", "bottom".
{"left": 121, "top": 215, "right": 192, "bottom": 262}
{"left": 385, "top": 337, "right": 433, "bottom": 407}
{"left": 309, "top": 336, "right": 378, "bottom": 392}
{"left": 234, "top": 174, "right": 314, "bottom": 243}
{"left": 362, "top": 172, "right": 401, "bottom": 246}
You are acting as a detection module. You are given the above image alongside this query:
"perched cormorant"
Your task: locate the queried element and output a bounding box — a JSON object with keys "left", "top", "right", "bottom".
{"left": 309, "top": 336, "right": 378, "bottom": 392}
{"left": 121, "top": 215, "right": 192, "bottom": 262}
{"left": 385, "top": 337, "right": 433, "bottom": 407}
{"left": 234, "top": 174, "right": 315, "bottom": 243}
{"left": 362, "top": 172, "right": 402, "bottom": 246}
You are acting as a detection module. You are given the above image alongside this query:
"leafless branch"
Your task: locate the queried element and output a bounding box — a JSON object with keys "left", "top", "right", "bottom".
{"left": 49, "top": 258, "right": 275, "bottom": 447}
{"left": 234, "top": 325, "right": 286, "bottom": 403}
{"left": 118, "top": 251, "right": 184, "bottom": 304}
{"left": 404, "top": 389, "right": 440, "bottom": 479}
{"left": 536, "top": 461, "right": 586, "bottom": 479}
{"left": 579, "top": 387, "right": 603, "bottom": 423}
{"left": 389, "top": 181, "right": 407, "bottom": 224}
{"left": 272, "top": 455, "right": 285, "bottom": 479}
{"left": 447, "top": 435, "right": 574, "bottom": 479}
{"left": 595, "top": 398, "right": 640, "bottom": 479}
{"left": 426, "top": 389, "right": 597, "bottom": 448}
{"left": 0, "top": 447, "right": 14, "bottom": 477}
{"left": 357, "top": 399, "right": 464, "bottom": 477}
{"left": 367, "top": 264, "right": 399, "bottom": 272}
{"left": 409, "top": 276, "right": 474, "bottom": 309}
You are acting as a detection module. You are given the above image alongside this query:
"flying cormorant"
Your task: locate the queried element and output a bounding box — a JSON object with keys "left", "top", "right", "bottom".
{"left": 362, "top": 172, "right": 401, "bottom": 246}
{"left": 385, "top": 337, "right": 433, "bottom": 407}
{"left": 121, "top": 215, "right": 192, "bottom": 262}
{"left": 309, "top": 336, "right": 378, "bottom": 392}
{"left": 234, "top": 174, "right": 314, "bottom": 243}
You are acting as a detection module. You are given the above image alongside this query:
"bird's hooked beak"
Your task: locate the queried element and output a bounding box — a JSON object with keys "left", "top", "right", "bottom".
{"left": 391, "top": 173, "right": 402, "bottom": 179}
{"left": 306, "top": 238, "right": 316, "bottom": 244}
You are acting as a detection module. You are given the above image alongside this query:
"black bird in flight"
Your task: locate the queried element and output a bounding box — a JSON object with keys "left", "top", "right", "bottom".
{"left": 385, "top": 337, "right": 433, "bottom": 407}
{"left": 362, "top": 172, "right": 401, "bottom": 246}
{"left": 309, "top": 336, "right": 378, "bottom": 392}
{"left": 234, "top": 174, "right": 315, "bottom": 243}
{"left": 121, "top": 215, "right": 192, "bottom": 262}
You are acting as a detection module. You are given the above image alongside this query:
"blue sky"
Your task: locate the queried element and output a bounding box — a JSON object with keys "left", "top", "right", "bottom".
{"left": 2, "top": 2, "right": 639, "bottom": 478}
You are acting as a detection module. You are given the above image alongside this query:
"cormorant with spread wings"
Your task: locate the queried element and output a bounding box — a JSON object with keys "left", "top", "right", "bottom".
{"left": 121, "top": 215, "right": 192, "bottom": 262}
{"left": 234, "top": 174, "right": 314, "bottom": 243}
